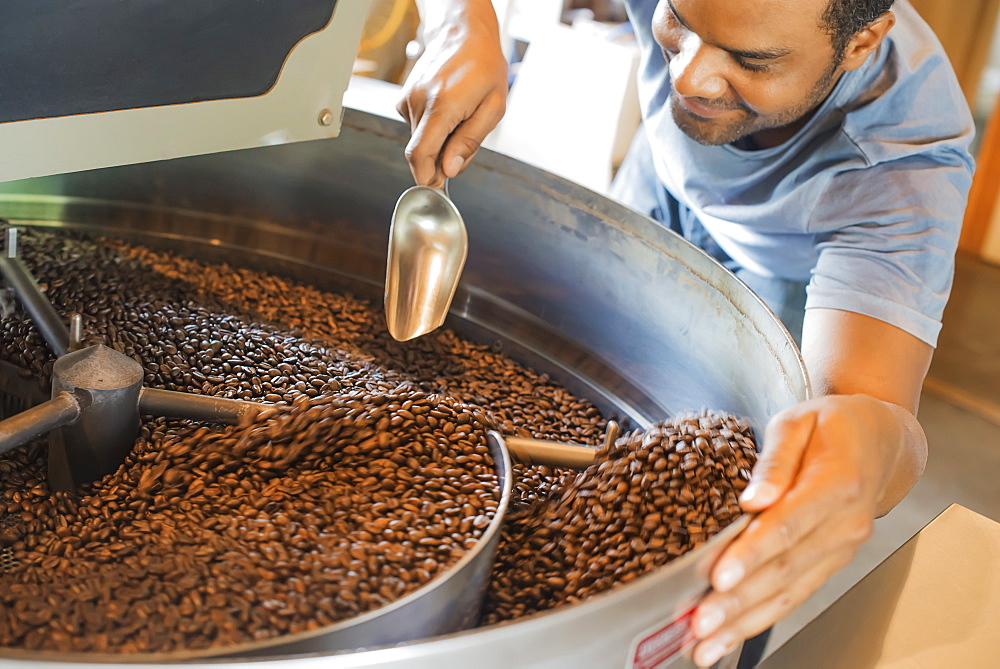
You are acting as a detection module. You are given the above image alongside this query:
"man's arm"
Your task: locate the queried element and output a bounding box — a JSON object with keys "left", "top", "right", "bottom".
{"left": 690, "top": 307, "right": 931, "bottom": 666}
{"left": 397, "top": 0, "right": 508, "bottom": 187}
{"left": 799, "top": 307, "right": 930, "bottom": 513}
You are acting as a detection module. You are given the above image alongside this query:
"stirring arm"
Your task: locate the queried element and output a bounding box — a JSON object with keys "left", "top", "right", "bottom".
{"left": 0, "top": 225, "right": 71, "bottom": 357}
{"left": 139, "top": 388, "right": 267, "bottom": 424}
{"left": 0, "top": 392, "right": 79, "bottom": 456}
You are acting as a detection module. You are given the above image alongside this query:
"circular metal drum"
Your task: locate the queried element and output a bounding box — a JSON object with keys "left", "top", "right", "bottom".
{"left": 0, "top": 106, "right": 809, "bottom": 668}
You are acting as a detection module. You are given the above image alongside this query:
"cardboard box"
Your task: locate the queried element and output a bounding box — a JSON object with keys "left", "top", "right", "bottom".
{"left": 760, "top": 504, "right": 1000, "bottom": 668}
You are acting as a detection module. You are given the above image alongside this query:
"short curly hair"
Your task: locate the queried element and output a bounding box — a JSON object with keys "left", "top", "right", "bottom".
{"left": 823, "top": 0, "right": 895, "bottom": 59}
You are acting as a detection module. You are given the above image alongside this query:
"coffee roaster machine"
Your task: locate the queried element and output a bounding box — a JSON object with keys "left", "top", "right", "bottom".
{"left": 0, "top": 2, "right": 809, "bottom": 667}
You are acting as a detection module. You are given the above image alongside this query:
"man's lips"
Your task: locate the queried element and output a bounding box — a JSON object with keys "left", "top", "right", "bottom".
{"left": 676, "top": 95, "right": 736, "bottom": 119}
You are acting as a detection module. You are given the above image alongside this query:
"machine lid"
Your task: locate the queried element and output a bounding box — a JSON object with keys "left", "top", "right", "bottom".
{"left": 0, "top": 0, "right": 368, "bottom": 183}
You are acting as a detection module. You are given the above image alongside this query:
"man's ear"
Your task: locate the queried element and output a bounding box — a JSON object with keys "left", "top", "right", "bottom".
{"left": 841, "top": 12, "right": 895, "bottom": 71}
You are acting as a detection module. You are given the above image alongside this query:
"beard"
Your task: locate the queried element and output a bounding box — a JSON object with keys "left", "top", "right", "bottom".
{"left": 669, "top": 64, "right": 840, "bottom": 147}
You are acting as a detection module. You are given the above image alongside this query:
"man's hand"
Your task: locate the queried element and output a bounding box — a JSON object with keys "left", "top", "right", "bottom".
{"left": 690, "top": 309, "right": 931, "bottom": 666}
{"left": 398, "top": 0, "right": 508, "bottom": 187}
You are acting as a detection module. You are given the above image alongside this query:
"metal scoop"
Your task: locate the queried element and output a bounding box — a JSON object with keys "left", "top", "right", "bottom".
{"left": 385, "top": 179, "right": 468, "bottom": 341}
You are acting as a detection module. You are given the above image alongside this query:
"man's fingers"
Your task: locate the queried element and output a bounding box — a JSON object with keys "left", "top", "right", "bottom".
{"left": 397, "top": 82, "right": 427, "bottom": 131}
{"left": 404, "top": 105, "right": 456, "bottom": 187}
{"left": 740, "top": 410, "right": 817, "bottom": 510}
{"left": 396, "top": 97, "right": 413, "bottom": 127}
{"left": 696, "top": 518, "right": 856, "bottom": 636}
{"left": 705, "top": 408, "right": 821, "bottom": 604}
{"left": 710, "top": 457, "right": 854, "bottom": 596}
{"left": 692, "top": 546, "right": 854, "bottom": 667}
{"left": 407, "top": 97, "right": 504, "bottom": 186}
{"left": 440, "top": 93, "right": 506, "bottom": 178}
{"left": 403, "top": 136, "right": 438, "bottom": 187}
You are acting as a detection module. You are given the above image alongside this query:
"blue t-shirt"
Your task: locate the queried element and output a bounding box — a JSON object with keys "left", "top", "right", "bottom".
{"left": 620, "top": 0, "right": 975, "bottom": 346}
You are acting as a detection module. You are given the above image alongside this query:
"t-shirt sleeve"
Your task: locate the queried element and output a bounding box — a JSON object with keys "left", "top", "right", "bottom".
{"left": 805, "top": 150, "right": 974, "bottom": 347}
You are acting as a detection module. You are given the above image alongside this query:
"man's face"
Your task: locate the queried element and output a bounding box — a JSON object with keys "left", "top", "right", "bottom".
{"left": 652, "top": 0, "right": 844, "bottom": 146}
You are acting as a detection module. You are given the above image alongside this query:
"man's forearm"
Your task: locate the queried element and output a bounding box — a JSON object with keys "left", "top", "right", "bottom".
{"left": 414, "top": 0, "right": 500, "bottom": 42}
{"left": 801, "top": 308, "right": 933, "bottom": 518}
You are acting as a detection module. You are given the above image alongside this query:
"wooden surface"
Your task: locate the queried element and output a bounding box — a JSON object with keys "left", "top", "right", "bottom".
{"left": 910, "top": 0, "right": 1000, "bottom": 256}
{"left": 961, "top": 94, "right": 1000, "bottom": 255}
{"left": 910, "top": 0, "right": 1000, "bottom": 105}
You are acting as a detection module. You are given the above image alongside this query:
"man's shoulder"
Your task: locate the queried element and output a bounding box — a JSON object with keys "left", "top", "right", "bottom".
{"left": 835, "top": 2, "right": 974, "bottom": 168}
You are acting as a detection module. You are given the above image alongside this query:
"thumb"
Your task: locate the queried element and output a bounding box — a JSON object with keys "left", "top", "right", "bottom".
{"left": 441, "top": 126, "right": 484, "bottom": 179}
{"left": 741, "top": 409, "right": 816, "bottom": 511}
{"left": 441, "top": 98, "right": 505, "bottom": 178}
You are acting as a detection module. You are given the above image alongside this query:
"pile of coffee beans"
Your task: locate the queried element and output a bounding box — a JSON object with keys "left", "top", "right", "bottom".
{"left": 0, "top": 228, "right": 757, "bottom": 654}
{"left": 483, "top": 411, "right": 757, "bottom": 622}
{"left": 0, "top": 388, "right": 500, "bottom": 653}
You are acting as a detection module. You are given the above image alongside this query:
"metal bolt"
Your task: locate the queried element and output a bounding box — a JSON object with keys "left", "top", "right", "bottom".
{"left": 318, "top": 109, "right": 334, "bottom": 126}
{"left": 4, "top": 226, "right": 16, "bottom": 259}
{"left": 603, "top": 420, "right": 621, "bottom": 451}
{"left": 69, "top": 313, "right": 84, "bottom": 351}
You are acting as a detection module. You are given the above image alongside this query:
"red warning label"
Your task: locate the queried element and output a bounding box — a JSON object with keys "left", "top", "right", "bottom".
{"left": 627, "top": 606, "right": 697, "bottom": 669}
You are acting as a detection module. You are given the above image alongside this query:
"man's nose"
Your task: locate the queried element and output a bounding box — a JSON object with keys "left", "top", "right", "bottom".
{"left": 670, "top": 36, "right": 727, "bottom": 100}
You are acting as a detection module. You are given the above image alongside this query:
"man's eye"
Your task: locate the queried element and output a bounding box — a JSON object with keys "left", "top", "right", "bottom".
{"left": 736, "top": 58, "right": 771, "bottom": 73}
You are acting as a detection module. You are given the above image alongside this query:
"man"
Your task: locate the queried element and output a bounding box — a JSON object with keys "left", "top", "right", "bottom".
{"left": 397, "top": 0, "right": 975, "bottom": 666}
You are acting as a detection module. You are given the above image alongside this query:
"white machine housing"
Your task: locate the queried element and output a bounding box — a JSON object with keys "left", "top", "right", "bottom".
{"left": 0, "top": 0, "right": 368, "bottom": 183}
